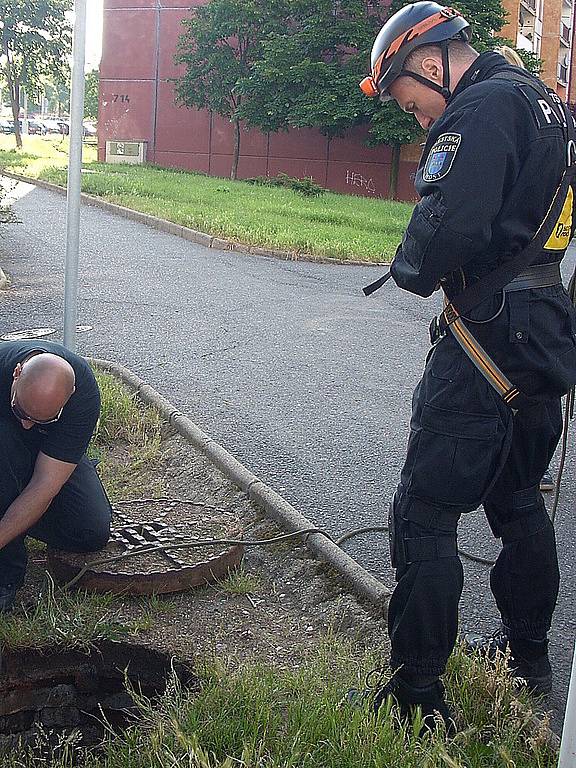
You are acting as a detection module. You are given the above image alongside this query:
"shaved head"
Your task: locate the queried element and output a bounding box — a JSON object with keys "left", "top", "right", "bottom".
{"left": 13, "top": 353, "right": 76, "bottom": 424}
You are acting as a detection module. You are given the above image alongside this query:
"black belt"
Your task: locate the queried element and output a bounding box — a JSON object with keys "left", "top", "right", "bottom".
{"left": 430, "top": 262, "right": 563, "bottom": 345}
{"left": 502, "top": 262, "right": 562, "bottom": 292}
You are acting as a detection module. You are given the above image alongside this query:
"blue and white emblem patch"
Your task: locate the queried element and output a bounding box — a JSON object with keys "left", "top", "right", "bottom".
{"left": 423, "top": 133, "right": 461, "bottom": 182}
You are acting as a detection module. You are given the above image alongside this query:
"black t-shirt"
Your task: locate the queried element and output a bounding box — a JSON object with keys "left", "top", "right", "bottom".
{"left": 0, "top": 340, "right": 100, "bottom": 464}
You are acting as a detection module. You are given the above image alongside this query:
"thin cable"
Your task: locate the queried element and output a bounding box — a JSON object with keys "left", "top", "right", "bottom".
{"left": 63, "top": 396, "right": 573, "bottom": 594}
{"left": 551, "top": 386, "right": 574, "bottom": 525}
{"left": 455, "top": 269, "right": 507, "bottom": 324}
{"left": 462, "top": 291, "right": 506, "bottom": 324}
{"left": 335, "top": 526, "right": 388, "bottom": 546}
{"left": 62, "top": 528, "right": 336, "bottom": 589}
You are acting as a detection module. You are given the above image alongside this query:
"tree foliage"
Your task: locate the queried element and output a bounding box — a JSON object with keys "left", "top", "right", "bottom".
{"left": 43, "top": 75, "right": 70, "bottom": 116}
{"left": 238, "top": 0, "right": 421, "bottom": 196}
{"left": 0, "top": 0, "right": 72, "bottom": 148}
{"left": 84, "top": 69, "right": 99, "bottom": 120}
{"left": 237, "top": 0, "right": 384, "bottom": 138}
{"left": 174, "top": 0, "right": 290, "bottom": 178}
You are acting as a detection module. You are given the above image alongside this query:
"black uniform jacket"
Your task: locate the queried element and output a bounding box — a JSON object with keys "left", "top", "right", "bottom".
{"left": 391, "top": 51, "right": 576, "bottom": 399}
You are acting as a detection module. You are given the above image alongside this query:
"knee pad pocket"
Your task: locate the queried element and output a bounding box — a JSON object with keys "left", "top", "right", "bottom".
{"left": 389, "top": 495, "right": 459, "bottom": 569}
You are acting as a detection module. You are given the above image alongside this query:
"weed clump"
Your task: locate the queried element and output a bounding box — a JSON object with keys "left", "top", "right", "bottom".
{"left": 246, "top": 172, "right": 326, "bottom": 198}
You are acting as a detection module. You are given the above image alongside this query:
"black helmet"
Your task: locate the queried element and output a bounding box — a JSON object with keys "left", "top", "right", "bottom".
{"left": 360, "top": 2, "right": 471, "bottom": 102}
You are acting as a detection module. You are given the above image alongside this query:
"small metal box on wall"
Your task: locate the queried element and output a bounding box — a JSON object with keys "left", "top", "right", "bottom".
{"left": 105, "top": 140, "right": 147, "bottom": 164}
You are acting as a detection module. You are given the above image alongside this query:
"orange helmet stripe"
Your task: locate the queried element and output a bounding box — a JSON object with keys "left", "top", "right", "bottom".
{"left": 379, "top": 8, "right": 461, "bottom": 68}
{"left": 372, "top": 49, "right": 388, "bottom": 84}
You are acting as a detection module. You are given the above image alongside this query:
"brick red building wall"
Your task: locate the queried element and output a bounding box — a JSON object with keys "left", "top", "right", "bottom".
{"left": 98, "top": 0, "right": 419, "bottom": 201}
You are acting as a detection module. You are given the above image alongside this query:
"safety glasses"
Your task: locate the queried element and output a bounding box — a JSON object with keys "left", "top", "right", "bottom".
{"left": 11, "top": 392, "right": 64, "bottom": 425}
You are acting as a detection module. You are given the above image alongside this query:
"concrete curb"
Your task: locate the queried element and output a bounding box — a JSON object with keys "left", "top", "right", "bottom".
{"left": 1, "top": 171, "right": 390, "bottom": 269}
{"left": 90, "top": 357, "right": 391, "bottom": 610}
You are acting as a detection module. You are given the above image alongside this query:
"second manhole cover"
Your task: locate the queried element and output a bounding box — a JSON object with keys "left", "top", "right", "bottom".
{"left": 1, "top": 328, "right": 57, "bottom": 341}
{"left": 47, "top": 498, "right": 244, "bottom": 595}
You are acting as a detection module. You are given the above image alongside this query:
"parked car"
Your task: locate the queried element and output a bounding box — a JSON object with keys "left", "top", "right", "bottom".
{"left": 0, "top": 119, "right": 25, "bottom": 134}
{"left": 83, "top": 121, "right": 97, "bottom": 138}
{"left": 40, "top": 119, "right": 58, "bottom": 134}
{"left": 27, "top": 120, "right": 46, "bottom": 135}
{"left": 56, "top": 120, "right": 70, "bottom": 135}
{"left": 41, "top": 119, "right": 65, "bottom": 134}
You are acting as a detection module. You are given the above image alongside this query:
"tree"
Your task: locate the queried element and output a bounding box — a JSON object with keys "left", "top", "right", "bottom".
{"left": 367, "top": 104, "right": 422, "bottom": 199}
{"left": 175, "top": 0, "right": 539, "bottom": 197}
{"left": 238, "top": 0, "right": 420, "bottom": 197}
{"left": 238, "top": 0, "right": 384, "bottom": 138}
{"left": 174, "top": 0, "right": 290, "bottom": 180}
{"left": 84, "top": 69, "right": 99, "bottom": 121}
{"left": 43, "top": 74, "right": 70, "bottom": 117}
{"left": 0, "top": 0, "right": 72, "bottom": 148}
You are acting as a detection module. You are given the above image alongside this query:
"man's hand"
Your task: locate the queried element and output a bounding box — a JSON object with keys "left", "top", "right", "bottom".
{"left": 0, "top": 452, "right": 76, "bottom": 549}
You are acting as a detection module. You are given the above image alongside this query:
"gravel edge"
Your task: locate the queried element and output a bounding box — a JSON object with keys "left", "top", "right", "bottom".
{"left": 0, "top": 170, "right": 390, "bottom": 268}
{"left": 89, "top": 357, "right": 391, "bottom": 611}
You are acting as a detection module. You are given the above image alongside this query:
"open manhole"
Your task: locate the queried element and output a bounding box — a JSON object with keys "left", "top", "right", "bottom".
{"left": 48, "top": 498, "right": 244, "bottom": 594}
{"left": 0, "top": 639, "right": 196, "bottom": 757}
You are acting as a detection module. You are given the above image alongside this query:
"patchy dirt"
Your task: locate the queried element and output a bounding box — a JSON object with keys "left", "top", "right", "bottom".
{"left": 21, "top": 430, "right": 390, "bottom": 670}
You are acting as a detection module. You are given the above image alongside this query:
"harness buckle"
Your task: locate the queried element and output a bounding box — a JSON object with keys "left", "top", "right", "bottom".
{"left": 429, "top": 315, "right": 446, "bottom": 346}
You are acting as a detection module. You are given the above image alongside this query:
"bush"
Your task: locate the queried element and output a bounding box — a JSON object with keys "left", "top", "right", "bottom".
{"left": 246, "top": 172, "right": 325, "bottom": 197}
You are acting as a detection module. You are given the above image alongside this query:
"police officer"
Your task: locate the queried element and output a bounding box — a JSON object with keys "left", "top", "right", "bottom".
{"left": 359, "top": 1, "right": 576, "bottom": 729}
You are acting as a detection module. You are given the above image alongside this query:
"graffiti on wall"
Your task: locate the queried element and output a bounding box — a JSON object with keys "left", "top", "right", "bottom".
{"left": 345, "top": 169, "right": 376, "bottom": 194}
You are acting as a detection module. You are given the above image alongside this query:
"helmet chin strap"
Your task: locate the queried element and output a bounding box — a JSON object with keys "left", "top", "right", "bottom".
{"left": 398, "top": 40, "right": 452, "bottom": 101}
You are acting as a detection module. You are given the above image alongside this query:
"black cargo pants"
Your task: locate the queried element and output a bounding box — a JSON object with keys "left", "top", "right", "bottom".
{"left": 0, "top": 416, "right": 112, "bottom": 589}
{"left": 388, "top": 335, "right": 562, "bottom": 678}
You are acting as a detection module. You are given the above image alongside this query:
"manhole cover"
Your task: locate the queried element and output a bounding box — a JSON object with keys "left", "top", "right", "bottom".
{"left": 0, "top": 639, "right": 195, "bottom": 757}
{"left": 48, "top": 498, "right": 244, "bottom": 594}
{"left": 1, "top": 327, "right": 57, "bottom": 341}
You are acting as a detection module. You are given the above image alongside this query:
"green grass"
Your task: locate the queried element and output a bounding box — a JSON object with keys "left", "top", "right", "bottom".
{"left": 0, "top": 135, "right": 412, "bottom": 262}
{"left": 0, "top": 574, "right": 130, "bottom": 651}
{"left": 2, "top": 639, "right": 557, "bottom": 768}
{"left": 0, "top": 134, "right": 97, "bottom": 176}
{"left": 213, "top": 565, "right": 261, "bottom": 596}
{"left": 88, "top": 370, "right": 164, "bottom": 501}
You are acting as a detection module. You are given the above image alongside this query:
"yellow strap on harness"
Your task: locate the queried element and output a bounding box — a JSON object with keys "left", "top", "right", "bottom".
{"left": 441, "top": 294, "right": 521, "bottom": 410}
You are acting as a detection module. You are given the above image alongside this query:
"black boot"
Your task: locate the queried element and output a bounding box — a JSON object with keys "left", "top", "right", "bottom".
{"left": 373, "top": 674, "right": 456, "bottom": 735}
{"left": 463, "top": 626, "right": 552, "bottom": 696}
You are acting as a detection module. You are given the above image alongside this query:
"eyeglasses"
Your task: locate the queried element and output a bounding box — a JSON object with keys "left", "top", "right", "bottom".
{"left": 11, "top": 392, "right": 64, "bottom": 425}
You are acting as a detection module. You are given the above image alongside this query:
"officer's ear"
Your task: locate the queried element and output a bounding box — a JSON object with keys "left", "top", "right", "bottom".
{"left": 420, "top": 55, "right": 443, "bottom": 85}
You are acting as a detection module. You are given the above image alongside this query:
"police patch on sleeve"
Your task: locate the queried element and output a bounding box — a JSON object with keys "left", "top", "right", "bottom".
{"left": 423, "top": 133, "right": 462, "bottom": 182}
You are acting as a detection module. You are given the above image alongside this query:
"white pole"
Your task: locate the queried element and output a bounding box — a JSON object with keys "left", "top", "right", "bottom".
{"left": 559, "top": 640, "right": 576, "bottom": 767}
{"left": 63, "top": 0, "right": 87, "bottom": 351}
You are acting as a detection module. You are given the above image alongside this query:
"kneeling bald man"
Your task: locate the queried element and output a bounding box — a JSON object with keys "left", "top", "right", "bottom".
{"left": 0, "top": 340, "right": 112, "bottom": 610}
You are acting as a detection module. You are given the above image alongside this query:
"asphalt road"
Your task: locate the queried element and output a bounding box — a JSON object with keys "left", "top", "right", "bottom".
{"left": 1, "top": 179, "right": 575, "bottom": 730}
